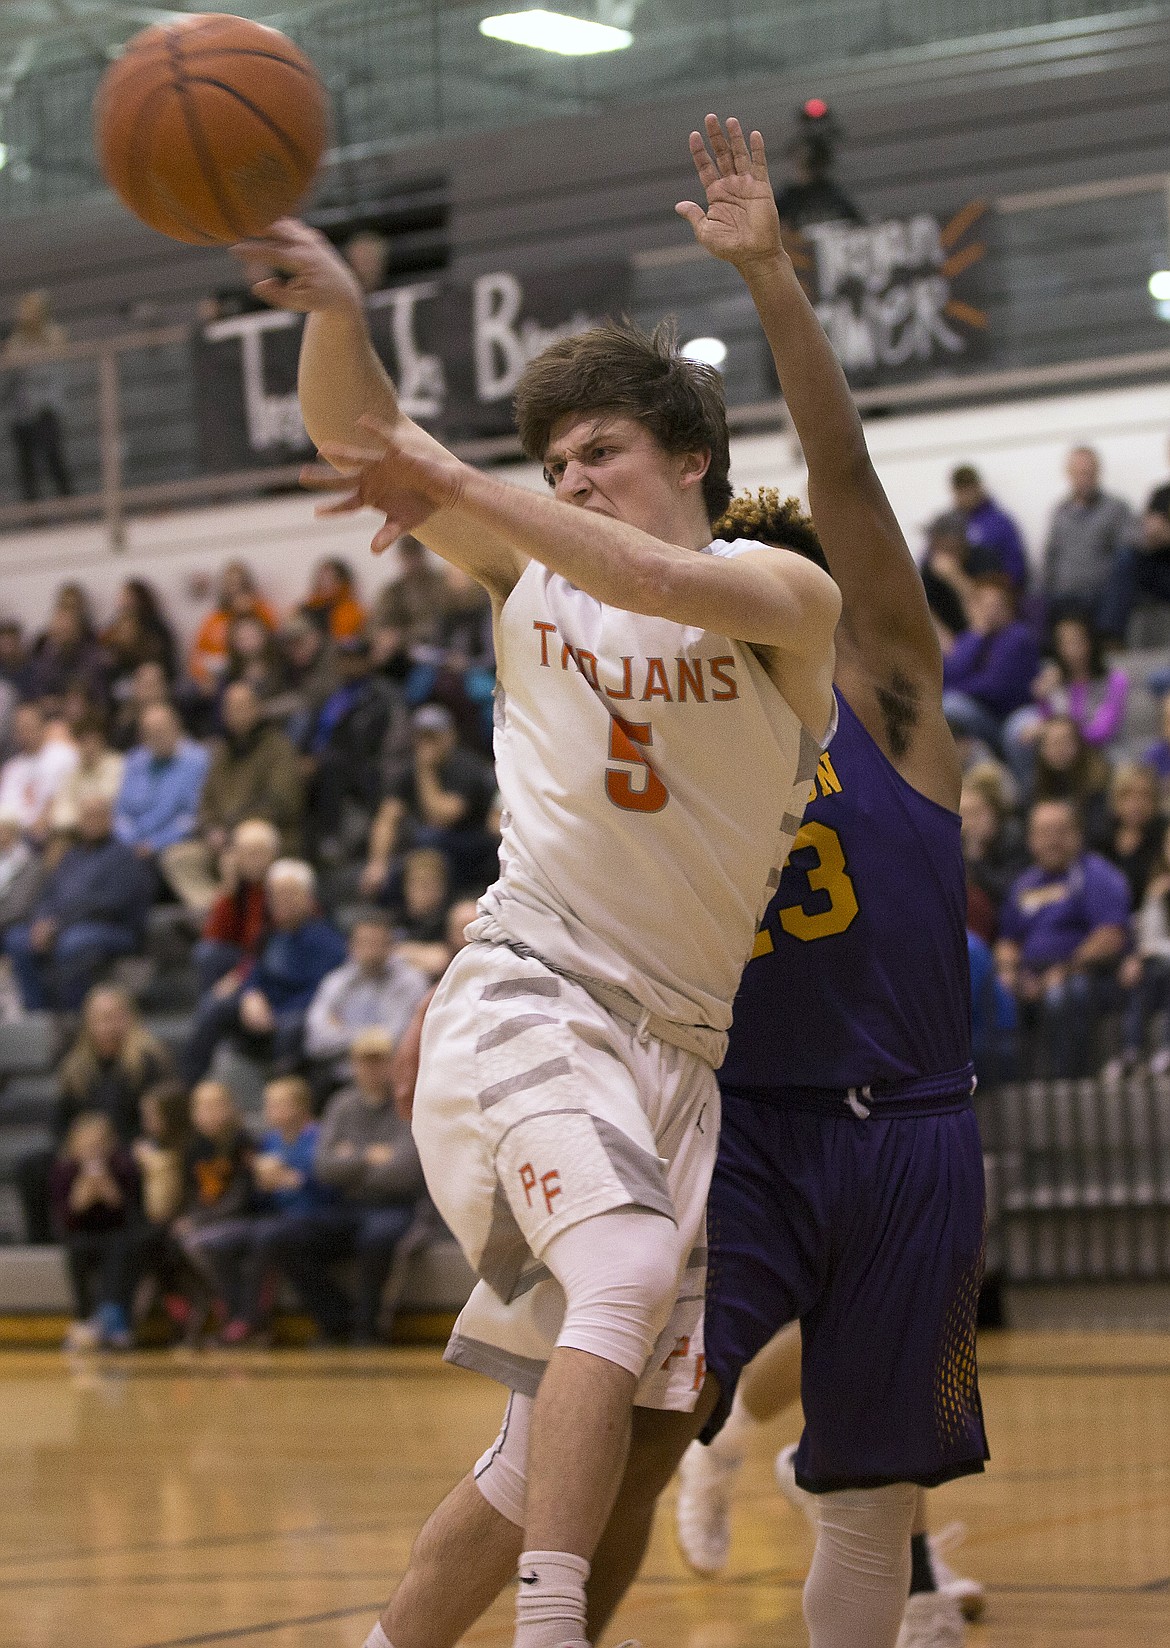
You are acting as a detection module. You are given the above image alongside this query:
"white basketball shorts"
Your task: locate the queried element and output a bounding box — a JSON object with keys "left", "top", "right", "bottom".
{"left": 411, "top": 939, "right": 719, "bottom": 1411}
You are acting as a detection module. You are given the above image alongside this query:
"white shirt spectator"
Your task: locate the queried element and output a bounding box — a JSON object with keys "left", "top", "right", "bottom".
{"left": 0, "top": 731, "right": 78, "bottom": 830}
{"left": 304, "top": 933, "right": 430, "bottom": 1062}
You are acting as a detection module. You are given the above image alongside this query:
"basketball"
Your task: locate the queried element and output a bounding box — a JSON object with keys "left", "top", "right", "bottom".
{"left": 93, "top": 12, "right": 329, "bottom": 246}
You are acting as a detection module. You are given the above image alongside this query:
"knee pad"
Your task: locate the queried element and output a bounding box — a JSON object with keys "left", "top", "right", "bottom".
{"left": 543, "top": 1208, "right": 684, "bottom": 1380}
{"left": 473, "top": 1391, "right": 531, "bottom": 1527}
{"left": 803, "top": 1482, "right": 917, "bottom": 1648}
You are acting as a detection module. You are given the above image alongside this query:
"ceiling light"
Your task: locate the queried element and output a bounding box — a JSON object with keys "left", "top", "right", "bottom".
{"left": 479, "top": 10, "right": 633, "bottom": 55}
{"left": 1149, "top": 270, "right": 1170, "bottom": 302}
{"left": 681, "top": 336, "right": 728, "bottom": 369}
{"left": 0, "top": 143, "right": 7, "bottom": 172}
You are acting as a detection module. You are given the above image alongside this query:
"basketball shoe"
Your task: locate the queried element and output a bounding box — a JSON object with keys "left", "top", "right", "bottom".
{"left": 674, "top": 1439, "right": 744, "bottom": 1573}
{"left": 894, "top": 1592, "right": 965, "bottom": 1647}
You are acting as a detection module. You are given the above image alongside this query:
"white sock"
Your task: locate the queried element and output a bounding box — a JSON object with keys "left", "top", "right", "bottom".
{"left": 708, "top": 1383, "right": 759, "bottom": 1463}
{"left": 514, "top": 1548, "right": 590, "bottom": 1648}
{"left": 363, "top": 1624, "right": 393, "bottom": 1648}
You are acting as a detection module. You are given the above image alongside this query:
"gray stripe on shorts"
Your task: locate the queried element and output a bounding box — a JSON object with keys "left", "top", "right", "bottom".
{"left": 482, "top": 978, "right": 561, "bottom": 1001}
{"left": 511, "top": 1263, "right": 552, "bottom": 1300}
{"left": 477, "top": 1184, "right": 532, "bottom": 1302}
{"left": 479, "top": 1055, "right": 571, "bottom": 1110}
{"left": 476, "top": 1012, "right": 557, "bottom": 1053}
{"left": 781, "top": 810, "right": 804, "bottom": 836}
{"left": 686, "top": 1245, "right": 707, "bottom": 1271}
{"left": 445, "top": 1333, "right": 547, "bottom": 1398}
{"left": 589, "top": 1116, "right": 675, "bottom": 1223}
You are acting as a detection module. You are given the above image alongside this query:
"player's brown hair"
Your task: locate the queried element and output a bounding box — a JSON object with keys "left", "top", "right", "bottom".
{"left": 714, "top": 488, "right": 828, "bottom": 572}
{"left": 513, "top": 318, "right": 732, "bottom": 522}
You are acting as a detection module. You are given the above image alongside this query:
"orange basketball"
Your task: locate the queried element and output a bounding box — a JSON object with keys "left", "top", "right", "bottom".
{"left": 94, "top": 13, "right": 329, "bottom": 245}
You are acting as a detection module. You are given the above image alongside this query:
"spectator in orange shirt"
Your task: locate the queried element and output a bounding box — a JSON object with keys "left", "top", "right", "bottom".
{"left": 301, "top": 558, "right": 365, "bottom": 641}
{"left": 188, "top": 562, "right": 279, "bottom": 694}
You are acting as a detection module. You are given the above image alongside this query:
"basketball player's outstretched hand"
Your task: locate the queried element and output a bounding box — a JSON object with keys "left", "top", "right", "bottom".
{"left": 304, "top": 414, "right": 467, "bottom": 553}
{"left": 676, "top": 114, "right": 783, "bottom": 271}
{"left": 232, "top": 218, "right": 364, "bottom": 314}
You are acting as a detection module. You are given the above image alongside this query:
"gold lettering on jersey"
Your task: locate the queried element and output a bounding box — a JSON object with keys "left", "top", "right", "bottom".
{"left": 814, "top": 751, "right": 842, "bottom": 799}
{"left": 641, "top": 657, "right": 673, "bottom": 701}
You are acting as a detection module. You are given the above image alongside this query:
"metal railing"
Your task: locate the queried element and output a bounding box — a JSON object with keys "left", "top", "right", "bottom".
{"left": 2, "top": 164, "right": 1169, "bottom": 553}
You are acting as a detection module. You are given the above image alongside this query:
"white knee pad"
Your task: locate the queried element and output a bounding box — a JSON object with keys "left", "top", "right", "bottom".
{"left": 803, "top": 1482, "right": 917, "bottom": 1648}
{"left": 542, "top": 1207, "right": 684, "bottom": 1380}
{"left": 473, "top": 1391, "right": 532, "bottom": 1527}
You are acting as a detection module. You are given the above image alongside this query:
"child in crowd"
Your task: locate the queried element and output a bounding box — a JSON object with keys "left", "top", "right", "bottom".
{"left": 184, "top": 1075, "right": 330, "bottom": 1345}
{"left": 51, "top": 1111, "right": 139, "bottom": 1351}
{"left": 173, "top": 1079, "right": 255, "bottom": 1343}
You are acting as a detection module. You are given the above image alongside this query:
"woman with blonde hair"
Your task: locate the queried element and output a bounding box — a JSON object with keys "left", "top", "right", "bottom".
{"left": 1099, "top": 760, "right": 1165, "bottom": 908}
{"left": 57, "top": 984, "right": 172, "bottom": 1144}
{"left": 49, "top": 1110, "right": 139, "bottom": 1348}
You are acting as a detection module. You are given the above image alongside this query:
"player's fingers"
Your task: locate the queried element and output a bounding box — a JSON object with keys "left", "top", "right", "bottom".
{"left": 748, "top": 128, "right": 769, "bottom": 178}
{"left": 313, "top": 490, "right": 364, "bottom": 518}
{"left": 704, "top": 113, "right": 734, "bottom": 175}
{"left": 725, "top": 116, "right": 753, "bottom": 172}
{"left": 299, "top": 462, "right": 353, "bottom": 491}
{"left": 356, "top": 411, "right": 400, "bottom": 443}
{"left": 314, "top": 487, "right": 364, "bottom": 514}
{"left": 317, "top": 440, "right": 386, "bottom": 470}
{"left": 248, "top": 276, "right": 297, "bottom": 308}
{"left": 688, "top": 130, "right": 719, "bottom": 188}
{"left": 675, "top": 201, "right": 706, "bottom": 234}
{"left": 372, "top": 520, "right": 405, "bottom": 554}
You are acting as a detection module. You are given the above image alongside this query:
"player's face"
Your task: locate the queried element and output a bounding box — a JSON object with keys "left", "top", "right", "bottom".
{"left": 542, "top": 413, "right": 704, "bottom": 538}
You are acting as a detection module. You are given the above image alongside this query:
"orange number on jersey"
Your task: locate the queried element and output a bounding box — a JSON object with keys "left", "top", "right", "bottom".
{"left": 605, "top": 717, "right": 668, "bottom": 813}
{"left": 776, "top": 821, "right": 859, "bottom": 941}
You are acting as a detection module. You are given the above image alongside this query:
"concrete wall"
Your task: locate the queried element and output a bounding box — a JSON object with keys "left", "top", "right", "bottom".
{"left": 0, "top": 375, "right": 1164, "bottom": 643}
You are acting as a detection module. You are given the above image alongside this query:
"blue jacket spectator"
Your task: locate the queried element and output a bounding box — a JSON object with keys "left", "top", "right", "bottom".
{"left": 942, "top": 576, "right": 1040, "bottom": 750}
{"left": 968, "top": 930, "right": 1017, "bottom": 1079}
{"left": 951, "top": 463, "right": 1029, "bottom": 590}
{"left": 994, "top": 798, "right": 1129, "bottom": 1075}
{"left": 115, "top": 702, "right": 209, "bottom": 855}
{"left": 179, "top": 859, "right": 346, "bottom": 1083}
{"left": 5, "top": 795, "right": 156, "bottom": 1011}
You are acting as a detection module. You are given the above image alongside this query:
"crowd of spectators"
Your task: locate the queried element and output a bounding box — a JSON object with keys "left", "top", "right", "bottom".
{"left": 0, "top": 547, "right": 495, "bottom": 1348}
{"left": 8, "top": 433, "right": 1170, "bottom": 1346}
{"left": 931, "top": 441, "right": 1170, "bottom": 1082}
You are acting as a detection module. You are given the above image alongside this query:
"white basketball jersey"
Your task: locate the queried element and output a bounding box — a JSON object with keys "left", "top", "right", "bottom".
{"left": 474, "top": 540, "right": 832, "bottom": 1033}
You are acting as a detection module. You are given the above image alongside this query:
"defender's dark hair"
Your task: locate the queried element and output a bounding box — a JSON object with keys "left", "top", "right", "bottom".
{"left": 513, "top": 318, "right": 732, "bottom": 522}
{"left": 713, "top": 487, "right": 829, "bottom": 572}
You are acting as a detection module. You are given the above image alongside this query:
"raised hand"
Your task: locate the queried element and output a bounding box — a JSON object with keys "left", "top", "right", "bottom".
{"left": 232, "top": 218, "right": 364, "bottom": 315}
{"left": 304, "top": 414, "right": 469, "bottom": 553}
{"left": 676, "top": 114, "right": 783, "bottom": 271}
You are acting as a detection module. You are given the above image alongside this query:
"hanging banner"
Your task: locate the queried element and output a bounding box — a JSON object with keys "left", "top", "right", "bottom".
{"left": 192, "top": 262, "right": 630, "bottom": 470}
{"left": 788, "top": 200, "right": 991, "bottom": 384}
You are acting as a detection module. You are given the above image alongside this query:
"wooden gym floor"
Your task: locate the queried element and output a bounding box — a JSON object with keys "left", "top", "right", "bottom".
{"left": 0, "top": 1331, "right": 1167, "bottom": 1648}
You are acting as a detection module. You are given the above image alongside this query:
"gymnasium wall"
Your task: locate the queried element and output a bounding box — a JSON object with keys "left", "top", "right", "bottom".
{"left": 0, "top": 376, "right": 1163, "bottom": 642}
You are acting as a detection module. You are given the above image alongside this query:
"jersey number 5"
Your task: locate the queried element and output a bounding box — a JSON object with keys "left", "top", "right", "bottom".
{"left": 775, "top": 821, "right": 859, "bottom": 941}
{"left": 605, "top": 717, "right": 668, "bottom": 813}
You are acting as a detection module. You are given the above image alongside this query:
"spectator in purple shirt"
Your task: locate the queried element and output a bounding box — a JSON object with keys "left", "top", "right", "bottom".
{"left": 951, "top": 463, "right": 1029, "bottom": 591}
{"left": 1003, "top": 613, "right": 1128, "bottom": 790}
{"left": 995, "top": 797, "right": 1130, "bottom": 1075}
{"left": 942, "top": 574, "right": 1040, "bottom": 752}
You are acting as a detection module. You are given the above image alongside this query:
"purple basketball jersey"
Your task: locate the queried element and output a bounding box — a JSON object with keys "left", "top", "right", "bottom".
{"left": 721, "top": 689, "right": 973, "bottom": 1099}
